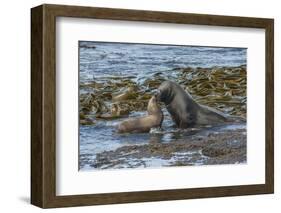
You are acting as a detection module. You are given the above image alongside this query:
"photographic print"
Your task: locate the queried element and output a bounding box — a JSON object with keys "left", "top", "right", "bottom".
{"left": 79, "top": 41, "right": 247, "bottom": 171}
{"left": 31, "top": 5, "right": 274, "bottom": 208}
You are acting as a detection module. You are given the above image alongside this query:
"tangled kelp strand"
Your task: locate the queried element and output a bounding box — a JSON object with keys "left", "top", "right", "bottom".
{"left": 79, "top": 65, "right": 247, "bottom": 125}
{"left": 177, "top": 65, "right": 246, "bottom": 117}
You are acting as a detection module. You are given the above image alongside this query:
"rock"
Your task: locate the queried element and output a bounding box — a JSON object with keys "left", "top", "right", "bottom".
{"left": 202, "top": 146, "right": 232, "bottom": 157}
{"left": 79, "top": 43, "right": 96, "bottom": 49}
{"left": 91, "top": 128, "right": 246, "bottom": 169}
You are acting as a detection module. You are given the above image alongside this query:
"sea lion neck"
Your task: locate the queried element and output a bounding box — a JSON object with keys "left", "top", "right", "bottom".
{"left": 147, "top": 96, "right": 163, "bottom": 115}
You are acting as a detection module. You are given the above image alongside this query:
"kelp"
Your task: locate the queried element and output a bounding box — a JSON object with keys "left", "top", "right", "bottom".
{"left": 79, "top": 65, "right": 246, "bottom": 125}
{"left": 178, "top": 65, "right": 246, "bottom": 117}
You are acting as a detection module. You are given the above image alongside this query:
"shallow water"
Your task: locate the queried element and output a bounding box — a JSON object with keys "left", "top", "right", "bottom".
{"left": 79, "top": 109, "right": 246, "bottom": 170}
{"left": 79, "top": 42, "right": 247, "bottom": 170}
{"left": 79, "top": 41, "right": 246, "bottom": 83}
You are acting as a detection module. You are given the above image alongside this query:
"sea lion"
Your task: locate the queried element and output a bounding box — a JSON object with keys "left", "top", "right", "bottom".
{"left": 117, "top": 95, "right": 163, "bottom": 133}
{"left": 156, "top": 80, "right": 243, "bottom": 128}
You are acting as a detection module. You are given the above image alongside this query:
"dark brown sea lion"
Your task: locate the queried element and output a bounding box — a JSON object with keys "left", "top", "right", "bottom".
{"left": 156, "top": 80, "right": 244, "bottom": 128}
{"left": 117, "top": 96, "right": 163, "bottom": 133}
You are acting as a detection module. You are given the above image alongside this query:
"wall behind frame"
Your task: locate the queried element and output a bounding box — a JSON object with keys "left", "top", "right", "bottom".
{"left": 0, "top": 0, "right": 279, "bottom": 212}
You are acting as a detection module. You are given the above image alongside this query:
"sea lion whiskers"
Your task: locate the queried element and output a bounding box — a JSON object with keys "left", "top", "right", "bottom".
{"left": 156, "top": 81, "right": 175, "bottom": 105}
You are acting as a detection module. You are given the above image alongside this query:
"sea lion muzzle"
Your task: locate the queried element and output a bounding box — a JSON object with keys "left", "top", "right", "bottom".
{"left": 155, "top": 91, "right": 161, "bottom": 102}
{"left": 155, "top": 89, "right": 167, "bottom": 103}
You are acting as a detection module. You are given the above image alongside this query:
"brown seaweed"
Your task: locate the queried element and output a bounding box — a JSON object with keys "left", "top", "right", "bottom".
{"left": 80, "top": 65, "right": 247, "bottom": 124}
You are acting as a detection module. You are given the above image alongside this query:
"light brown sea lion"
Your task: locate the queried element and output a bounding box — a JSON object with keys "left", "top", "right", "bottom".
{"left": 117, "top": 95, "right": 163, "bottom": 133}
{"left": 156, "top": 80, "right": 245, "bottom": 128}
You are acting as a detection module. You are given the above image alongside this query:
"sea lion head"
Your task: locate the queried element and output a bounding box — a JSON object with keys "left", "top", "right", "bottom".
{"left": 147, "top": 95, "right": 162, "bottom": 115}
{"left": 155, "top": 81, "right": 175, "bottom": 105}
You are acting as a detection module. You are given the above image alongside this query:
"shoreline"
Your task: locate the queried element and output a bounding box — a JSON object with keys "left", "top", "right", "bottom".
{"left": 88, "top": 127, "right": 246, "bottom": 170}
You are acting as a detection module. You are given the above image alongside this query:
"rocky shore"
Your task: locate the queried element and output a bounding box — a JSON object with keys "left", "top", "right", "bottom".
{"left": 88, "top": 126, "right": 246, "bottom": 170}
